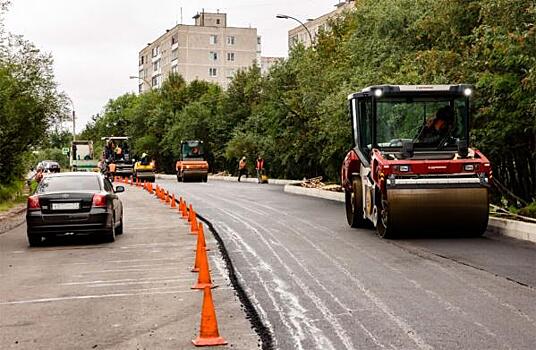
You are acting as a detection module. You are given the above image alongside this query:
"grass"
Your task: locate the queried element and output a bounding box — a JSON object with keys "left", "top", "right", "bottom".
{"left": 0, "top": 195, "right": 26, "bottom": 212}
{"left": 0, "top": 180, "right": 27, "bottom": 213}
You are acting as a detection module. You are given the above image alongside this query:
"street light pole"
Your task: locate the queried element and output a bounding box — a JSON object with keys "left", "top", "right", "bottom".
{"left": 276, "top": 14, "right": 313, "bottom": 45}
{"left": 66, "top": 96, "right": 76, "bottom": 141}
{"left": 129, "top": 76, "right": 152, "bottom": 92}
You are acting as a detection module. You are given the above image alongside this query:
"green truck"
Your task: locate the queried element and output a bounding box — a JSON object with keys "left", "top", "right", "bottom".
{"left": 70, "top": 140, "right": 99, "bottom": 172}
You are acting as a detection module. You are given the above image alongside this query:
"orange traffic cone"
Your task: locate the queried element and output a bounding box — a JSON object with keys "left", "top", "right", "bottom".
{"left": 191, "top": 211, "right": 199, "bottom": 234}
{"left": 129, "top": 176, "right": 133, "bottom": 186}
{"left": 188, "top": 204, "right": 194, "bottom": 222}
{"left": 192, "top": 286, "right": 228, "bottom": 347}
{"left": 170, "top": 194, "right": 176, "bottom": 208}
{"left": 192, "top": 245, "right": 214, "bottom": 289}
{"left": 181, "top": 201, "right": 189, "bottom": 219}
{"left": 192, "top": 224, "right": 203, "bottom": 272}
{"left": 165, "top": 191, "right": 170, "bottom": 204}
{"left": 177, "top": 196, "right": 183, "bottom": 213}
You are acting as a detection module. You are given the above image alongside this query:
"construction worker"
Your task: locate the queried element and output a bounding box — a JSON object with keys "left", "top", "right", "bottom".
{"left": 256, "top": 155, "right": 265, "bottom": 184}
{"left": 238, "top": 156, "right": 248, "bottom": 182}
{"left": 108, "top": 162, "right": 117, "bottom": 179}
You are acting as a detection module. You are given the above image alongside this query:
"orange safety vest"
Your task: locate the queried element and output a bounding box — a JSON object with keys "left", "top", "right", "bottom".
{"left": 256, "top": 159, "right": 264, "bottom": 170}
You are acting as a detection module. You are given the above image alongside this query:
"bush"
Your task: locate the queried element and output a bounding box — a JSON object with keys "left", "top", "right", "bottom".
{"left": 0, "top": 181, "right": 23, "bottom": 203}
{"left": 519, "top": 202, "right": 536, "bottom": 219}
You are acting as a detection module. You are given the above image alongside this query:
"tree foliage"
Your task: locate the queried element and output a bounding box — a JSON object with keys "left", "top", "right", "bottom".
{"left": 0, "top": 1, "right": 65, "bottom": 187}
{"left": 81, "top": 0, "right": 535, "bottom": 203}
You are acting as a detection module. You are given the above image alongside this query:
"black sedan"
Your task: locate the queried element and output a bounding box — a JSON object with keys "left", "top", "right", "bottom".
{"left": 26, "top": 172, "right": 125, "bottom": 246}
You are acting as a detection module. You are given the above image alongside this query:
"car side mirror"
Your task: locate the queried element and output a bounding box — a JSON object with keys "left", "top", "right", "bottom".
{"left": 114, "top": 186, "right": 125, "bottom": 193}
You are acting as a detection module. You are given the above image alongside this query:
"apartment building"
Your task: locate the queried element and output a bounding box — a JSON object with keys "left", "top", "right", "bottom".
{"left": 288, "top": 0, "right": 355, "bottom": 49}
{"left": 138, "top": 11, "right": 260, "bottom": 92}
{"left": 260, "top": 56, "right": 284, "bottom": 76}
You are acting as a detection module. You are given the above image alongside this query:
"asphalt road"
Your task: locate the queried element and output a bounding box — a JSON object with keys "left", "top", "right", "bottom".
{"left": 158, "top": 178, "right": 536, "bottom": 350}
{"left": 0, "top": 186, "right": 258, "bottom": 349}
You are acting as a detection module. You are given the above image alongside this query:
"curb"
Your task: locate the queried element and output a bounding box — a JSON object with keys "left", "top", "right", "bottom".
{"left": 0, "top": 205, "right": 26, "bottom": 235}
{"left": 156, "top": 173, "right": 298, "bottom": 185}
{"left": 283, "top": 184, "right": 536, "bottom": 244}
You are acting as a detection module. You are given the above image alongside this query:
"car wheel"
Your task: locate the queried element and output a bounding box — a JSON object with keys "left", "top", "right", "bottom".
{"left": 116, "top": 217, "right": 124, "bottom": 235}
{"left": 202, "top": 175, "right": 208, "bottom": 183}
{"left": 27, "top": 232, "right": 42, "bottom": 247}
{"left": 176, "top": 173, "right": 181, "bottom": 182}
{"left": 103, "top": 217, "right": 116, "bottom": 242}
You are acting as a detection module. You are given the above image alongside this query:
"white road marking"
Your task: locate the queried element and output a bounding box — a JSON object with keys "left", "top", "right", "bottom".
{"left": 0, "top": 290, "right": 191, "bottom": 305}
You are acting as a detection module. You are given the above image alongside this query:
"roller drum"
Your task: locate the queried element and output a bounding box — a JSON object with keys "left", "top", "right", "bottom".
{"left": 386, "top": 187, "right": 489, "bottom": 235}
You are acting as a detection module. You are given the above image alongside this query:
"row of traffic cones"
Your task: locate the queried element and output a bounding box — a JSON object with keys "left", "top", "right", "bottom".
{"left": 141, "top": 181, "right": 227, "bottom": 347}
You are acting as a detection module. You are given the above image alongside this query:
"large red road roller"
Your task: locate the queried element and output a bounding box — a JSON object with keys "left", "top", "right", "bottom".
{"left": 341, "top": 85, "right": 491, "bottom": 238}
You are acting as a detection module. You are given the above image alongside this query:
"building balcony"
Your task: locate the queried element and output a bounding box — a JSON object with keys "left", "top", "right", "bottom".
{"left": 171, "top": 58, "right": 178, "bottom": 67}
{"left": 151, "top": 54, "right": 161, "bottom": 63}
{"left": 152, "top": 69, "right": 161, "bottom": 77}
{"left": 171, "top": 43, "right": 179, "bottom": 50}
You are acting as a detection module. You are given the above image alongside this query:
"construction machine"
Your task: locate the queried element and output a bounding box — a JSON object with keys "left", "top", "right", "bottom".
{"left": 101, "top": 136, "right": 134, "bottom": 178}
{"left": 341, "top": 85, "right": 491, "bottom": 238}
{"left": 133, "top": 153, "right": 156, "bottom": 183}
{"left": 70, "top": 140, "right": 99, "bottom": 172}
{"left": 176, "top": 140, "right": 209, "bottom": 182}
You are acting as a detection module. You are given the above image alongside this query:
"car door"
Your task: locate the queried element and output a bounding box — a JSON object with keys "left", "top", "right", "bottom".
{"left": 103, "top": 177, "right": 120, "bottom": 223}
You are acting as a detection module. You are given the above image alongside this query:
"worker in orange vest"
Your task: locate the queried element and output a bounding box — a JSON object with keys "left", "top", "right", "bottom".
{"left": 256, "top": 155, "right": 265, "bottom": 184}
{"left": 238, "top": 156, "right": 248, "bottom": 182}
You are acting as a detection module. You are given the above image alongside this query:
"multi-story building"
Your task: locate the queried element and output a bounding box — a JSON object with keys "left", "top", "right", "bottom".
{"left": 287, "top": 0, "right": 355, "bottom": 50}
{"left": 138, "top": 11, "right": 259, "bottom": 92}
{"left": 260, "top": 56, "right": 284, "bottom": 76}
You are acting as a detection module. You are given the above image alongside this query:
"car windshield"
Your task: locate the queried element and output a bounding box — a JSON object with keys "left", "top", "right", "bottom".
{"left": 376, "top": 96, "right": 468, "bottom": 149}
{"left": 38, "top": 176, "right": 101, "bottom": 193}
{"left": 182, "top": 142, "right": 204, "bottom": 160}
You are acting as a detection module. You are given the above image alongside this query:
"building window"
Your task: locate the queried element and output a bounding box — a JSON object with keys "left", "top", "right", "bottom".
{"left": 226, "top": 69, "right": 235, "bottom": 78}
{"left": 209, "top": 51, "right": 218, "bottom": 61}
{"left": 209, "top": 68, "right": 217, "bottom": 77}
{"left": 139, "top": 56, "right": 144, "bottom": 65}
{"left": 227, "top": 36, "right": 235, "bottom": 45}
{"left": 171, "top": 49, "right": 178, "bottom": 60}
{"left": 139, "top": 69, "right": 145, "bottom": 79}
{"left": 257, "top": 36, "right": 261, "bottom": 45}
{"left": 151, "top": 75, "right": 158, "bottom": 87}
{"left": 216, "top": 19, "right": 220, "bottom": 25}
{"left": 151, "top": 46, "right": 160, "bottom": 57}
{"left": 209, "top": 35, "right": 218, "bottom": 45}
{"left": 153, "top": 60, "right": 160, "bottom": 72}
{"left": 171, "top": 34, "right": 178, "bottom": 45}
{"left": 227, "top": 52, "right": 235, "bottom": 61}
{"left": 171, "top": 66, "right": 178, "bottom": 74}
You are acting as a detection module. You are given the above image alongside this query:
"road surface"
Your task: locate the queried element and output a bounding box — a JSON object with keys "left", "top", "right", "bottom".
{"left": 158, "top": 178, "right": 536, "bottom": 350}
{"left": 0, "top": 186, "right": 258, "bottom": 349}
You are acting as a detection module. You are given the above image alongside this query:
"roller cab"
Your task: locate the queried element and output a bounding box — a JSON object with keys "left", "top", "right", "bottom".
{"left": 341, "top": 85, "right": 492, "bottom": 238}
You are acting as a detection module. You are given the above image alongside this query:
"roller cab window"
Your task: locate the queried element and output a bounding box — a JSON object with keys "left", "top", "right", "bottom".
{"left": 375, "top": 96, "right": 468, "bottom": 151}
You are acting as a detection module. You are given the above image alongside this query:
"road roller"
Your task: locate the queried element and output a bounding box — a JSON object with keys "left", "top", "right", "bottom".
{"left": 340, "top": 85, "right": 492, "bottom": 238}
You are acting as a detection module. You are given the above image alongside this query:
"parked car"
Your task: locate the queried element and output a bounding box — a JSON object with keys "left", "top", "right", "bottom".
{"left": 37, "top": 160, "right": 61, "bottom": 173}
{"left": 26, "top": 172, "right": 125, "bottom": 246}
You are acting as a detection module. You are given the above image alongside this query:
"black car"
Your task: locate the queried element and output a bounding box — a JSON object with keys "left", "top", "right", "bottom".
{"left": 26, "top": 172, "right": 125, "bottom": 246}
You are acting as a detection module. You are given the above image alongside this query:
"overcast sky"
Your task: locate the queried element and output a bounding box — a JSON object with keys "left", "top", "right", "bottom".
{"left": 5, "top": 0, "right": 339, "bottom": 133}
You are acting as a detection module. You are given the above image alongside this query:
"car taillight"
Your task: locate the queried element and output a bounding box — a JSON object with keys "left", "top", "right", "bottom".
{"left": 27, "top": 195, "right": 40, "bottom": 209}
{"left": 92, "top": 194, "right": 107, "bottom": 208}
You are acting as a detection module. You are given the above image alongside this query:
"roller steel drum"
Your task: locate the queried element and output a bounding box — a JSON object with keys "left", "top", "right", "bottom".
{"left": 386, "top": 187, "right": 489, "bottom": 234}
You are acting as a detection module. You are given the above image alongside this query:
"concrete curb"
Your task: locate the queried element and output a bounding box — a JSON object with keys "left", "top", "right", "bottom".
{"left": 156, "top": 173, "right": 299, "bottom": 185}
{"left": 0, "top": 205, "right": 26, "bottom": 235}
{"left": 283, "top": 183, "right": 536, "bottom": 244}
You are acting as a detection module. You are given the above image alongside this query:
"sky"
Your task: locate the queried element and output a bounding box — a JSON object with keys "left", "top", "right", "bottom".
{"left": 5, "top": 0, "right": 340, "bottom": 133}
